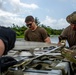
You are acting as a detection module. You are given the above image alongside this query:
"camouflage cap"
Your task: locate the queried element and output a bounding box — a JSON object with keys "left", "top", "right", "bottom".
{"left": 66, "top": 11, "right": 76, "bottom": 24}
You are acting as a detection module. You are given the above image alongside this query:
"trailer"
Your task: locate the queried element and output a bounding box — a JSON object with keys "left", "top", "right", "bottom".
{"left": 1, "top": 41, "right": 74, "bottom": 75}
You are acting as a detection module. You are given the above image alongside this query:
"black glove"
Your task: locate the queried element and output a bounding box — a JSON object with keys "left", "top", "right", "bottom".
{"left": 0, "top": 56, "right": 18, "bottom": 73}
{"left": 58, "top": 35, "right": 67, "bottom": 42}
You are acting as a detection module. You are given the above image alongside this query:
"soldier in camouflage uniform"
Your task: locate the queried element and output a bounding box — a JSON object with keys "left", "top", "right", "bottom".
{"left": 58, "top": 11, "right": 76, "bottom": 48}
{"left": 58, "top": 11, "right": 76, "bottom": 75}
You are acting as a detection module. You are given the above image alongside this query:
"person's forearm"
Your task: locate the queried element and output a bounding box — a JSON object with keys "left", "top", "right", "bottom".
{"left": 0, "top": 39, "right": 5, "bottom": 56}
{"left": 45, "top": 37, "right": 51, "bottom": 43}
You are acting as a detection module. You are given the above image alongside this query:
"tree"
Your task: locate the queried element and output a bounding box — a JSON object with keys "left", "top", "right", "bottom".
{"left": 35, "top": 17, "right": 40, "bottom": 26}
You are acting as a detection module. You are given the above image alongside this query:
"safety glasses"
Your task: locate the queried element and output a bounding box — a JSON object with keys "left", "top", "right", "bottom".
{"left": 26, "top": 23, "right": 32, "bottom": 27}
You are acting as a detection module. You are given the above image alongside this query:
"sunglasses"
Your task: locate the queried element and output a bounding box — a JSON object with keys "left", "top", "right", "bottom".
{"left": 26, "top": 23, "right": 32, "bottom": 27}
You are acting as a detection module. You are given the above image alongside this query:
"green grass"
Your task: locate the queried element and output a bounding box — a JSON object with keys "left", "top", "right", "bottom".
{"left": 16, "top": 36, "right": 24, "bottom": 38}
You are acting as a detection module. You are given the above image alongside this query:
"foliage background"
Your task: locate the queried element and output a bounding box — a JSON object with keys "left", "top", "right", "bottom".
{"left": 10, "top": 17, "right": 63, "bottom": 38}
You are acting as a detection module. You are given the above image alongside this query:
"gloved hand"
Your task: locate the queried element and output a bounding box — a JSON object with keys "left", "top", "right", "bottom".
{"left": 0, "top": 56, "right": 18, "bottom": 73}
{"left": 58, "top": 35, "right": 67, "bottom": 42}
